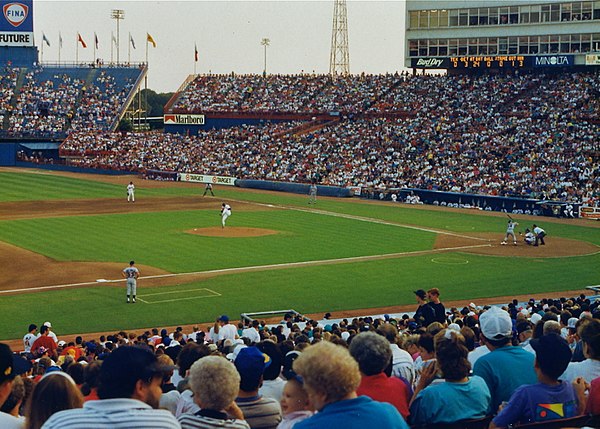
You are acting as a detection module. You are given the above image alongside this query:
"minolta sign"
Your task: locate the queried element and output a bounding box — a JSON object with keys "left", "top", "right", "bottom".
{"left": 532, "top": 55, "right": 574, "bottom": 67}
{"left": 411, "top": 57, "right": 449, "bottom": 68}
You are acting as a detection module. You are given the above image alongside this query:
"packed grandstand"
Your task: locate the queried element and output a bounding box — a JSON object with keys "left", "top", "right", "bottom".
{"left": 2, "top": 66, "right": 597, "bottom": 206}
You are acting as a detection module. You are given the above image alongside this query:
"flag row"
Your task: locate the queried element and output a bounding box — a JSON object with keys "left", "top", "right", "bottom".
{"left": 40, "top": 32, "right": 157, "bottom": 49}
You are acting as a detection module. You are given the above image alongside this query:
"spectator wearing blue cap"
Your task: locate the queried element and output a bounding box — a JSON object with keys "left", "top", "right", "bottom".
{"left": 41, "top": 346, "right": 180, "bottom": 428}
{"left": 490, "top": 334, "right": 580, "bottom": 428}
{"left": 234, "top": 346, "right": 282, "bottom": 429}
{"left": 218, "top": 315, "right": 239, "bottom": 342}
{"left": 0, "top": 343, "right": 28, "bottom": 429}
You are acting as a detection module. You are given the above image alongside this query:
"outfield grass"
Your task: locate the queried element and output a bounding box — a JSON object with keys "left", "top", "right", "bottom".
{"left": 0, "top": 170, "right": 598, "bottom": 340}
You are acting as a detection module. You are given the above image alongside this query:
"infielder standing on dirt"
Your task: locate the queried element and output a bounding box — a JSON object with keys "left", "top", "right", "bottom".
{"left": 502, "top": 219, "right": 519, "bottom": 246}
{"left": 308, "top": 182, "right": 317, "bottom": 205}
{"left": 122, "top": 260, "right": 139, "bottom": 303}
{"left": 203, "top": 182, "right": 215, "bottom": 197}
{"left": 127, "top": 181, "right": 135, "bottom": 202}
{"left": 221, "top": 203, "right": 232, "bottom": 228}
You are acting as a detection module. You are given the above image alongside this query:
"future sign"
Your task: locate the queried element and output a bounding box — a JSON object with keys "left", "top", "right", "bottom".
{"left": 0, "top": 0, "right": 33, "bottom": 46}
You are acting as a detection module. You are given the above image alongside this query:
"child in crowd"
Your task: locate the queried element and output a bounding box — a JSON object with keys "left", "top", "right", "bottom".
{"left": 277, "top": 377, "right": 313, "bottom": 429}
{"left": 490, "top": 334, "right": 580, "bottom": 428}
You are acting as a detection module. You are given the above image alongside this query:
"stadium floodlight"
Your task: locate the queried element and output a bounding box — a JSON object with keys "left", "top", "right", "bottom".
{"left": 261, "top": 37, "right": 270, "bottom": 76}
{"left": 111, "top": 9, "right": 125, "bottom": 64}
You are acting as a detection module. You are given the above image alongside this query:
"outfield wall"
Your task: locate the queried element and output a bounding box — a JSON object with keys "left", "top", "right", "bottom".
{"left": 14, "top": 162, "right": 131, "bottom": 175}
{"left": 236, "top": 179, "right": 353, "bottom": 198}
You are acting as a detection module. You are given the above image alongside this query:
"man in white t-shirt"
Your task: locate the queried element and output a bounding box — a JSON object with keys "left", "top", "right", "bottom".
{"left": 242, "top": 320, "right": 261, "bottom": 344}
{"left": 217, "top": 315, "right": 238, "bottom": 341}
{"left": 23, "top": 324, "right": 38, "bottom": 353}
{"left": 42, "top": 322, "right": 58, "bottom": 344}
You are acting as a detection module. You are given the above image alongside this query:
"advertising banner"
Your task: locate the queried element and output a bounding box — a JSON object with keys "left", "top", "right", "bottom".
{"left": 0, "top": 0, "right": 33, "bottom": 46}
{"left": 163, "top": 114, "right": 205, "bottom": 125}
{"left": 179, "top": 173, "right": 236, "bottom": 186}
{"left": 531, "top": 55, "right": 574, "bottom": 67}
{"left": 410, "top": 57, "right": 449, "bottom": 68}
{"left": 585, "top": 54, "right": 600, "bottom": 65}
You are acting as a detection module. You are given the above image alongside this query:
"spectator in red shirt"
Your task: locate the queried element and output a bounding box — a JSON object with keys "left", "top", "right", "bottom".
{"left": 349, "top": 332, "right": 410, "bottom": 419}
{"left": 30, "top": 325, "right": 57, "bottom": 360}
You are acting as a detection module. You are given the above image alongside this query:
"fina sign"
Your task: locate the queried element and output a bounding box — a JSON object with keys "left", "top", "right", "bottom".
{"left": 163, "top": 114, "right": 205, "bottom": 125}
{"left": 532, "top": 55, "right": 574, "bottom": 67}
{"left": 0, "top": 0, "right": 32, "bottom": 46}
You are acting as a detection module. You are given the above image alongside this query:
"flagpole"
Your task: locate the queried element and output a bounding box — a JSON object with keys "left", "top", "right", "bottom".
{"left": 40, "top": 35, "right": 44, "bottom": 62}
{"left": 76, "top": 33, "right": 79, "bottom": 64}
{"left": 93, "top": 33, "right": 97, "bottom": 63}
{"left": 58, "top": 33, "right": 62, "bottom": 65}
{"left": 194, "top": 43, "right": 196, "bottom": 75}
{"left": 128, "top": 32, "right": 131, "bottom": 64}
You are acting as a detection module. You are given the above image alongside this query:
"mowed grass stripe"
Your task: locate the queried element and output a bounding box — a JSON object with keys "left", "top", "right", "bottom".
{"left": 0, "top": 252, "right": 597, "bottom": 339}
{"left": 0, "top": 209, "right": 436, "bottom": 273}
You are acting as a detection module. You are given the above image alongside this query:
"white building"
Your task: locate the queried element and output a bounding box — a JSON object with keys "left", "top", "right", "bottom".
{"left": 405, "top": 0, "right": 600, "bottom": 71}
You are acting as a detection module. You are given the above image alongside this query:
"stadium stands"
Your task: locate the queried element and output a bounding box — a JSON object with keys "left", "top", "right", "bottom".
{"left": 0, "top": 65, "right": 144, "bottom": 139}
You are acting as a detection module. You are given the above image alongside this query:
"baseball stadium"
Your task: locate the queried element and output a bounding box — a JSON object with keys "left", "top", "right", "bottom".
{"left": 0, "top": 1, "right": 599, "bottom": 428}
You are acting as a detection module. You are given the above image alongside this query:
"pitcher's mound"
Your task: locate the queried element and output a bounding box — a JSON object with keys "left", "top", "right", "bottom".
{"left": 187, "top": 227, "right": 279, "bottom": 237}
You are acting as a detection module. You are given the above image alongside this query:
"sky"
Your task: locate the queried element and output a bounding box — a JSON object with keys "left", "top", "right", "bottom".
{"left": 33, "top": 1, "right": 407, "bottom": 93}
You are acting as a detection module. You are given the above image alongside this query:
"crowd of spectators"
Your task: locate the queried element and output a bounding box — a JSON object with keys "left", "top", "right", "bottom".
{"left": 0, "top": 66, "right": 19, "bottom": 127}
{"left": 0, "top": 66, "right": 138, "bottom": 138}
{"left": 1, "top": 292, "right": 599, "bottom": 428}
{"left": 170, "top": 73, "right": 403, "bottom": 114}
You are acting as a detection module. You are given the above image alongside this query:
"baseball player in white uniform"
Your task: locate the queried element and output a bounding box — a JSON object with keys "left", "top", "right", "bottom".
{"left": 127, "top": 181, "right": 135, "bottom": 202}
{"left": 308, "top": 183, "right": 317, "bottom": 205}
{"left": 523, "top": 228, "right": 535, "bottom": 245}
{"left": 122, "top": 260, "right": 140, "bottom": 303}
{"left": 221, "top": 203, "right": 232, "bottom": 228}
{"left": 203, "top": 182, "right": 215, "bottom": 197}
{"left": 502, "top": 219, "right": 519, "bottom": 245}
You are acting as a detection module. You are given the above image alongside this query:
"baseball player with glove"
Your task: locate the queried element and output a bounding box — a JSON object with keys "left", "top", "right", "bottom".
{"left": 127, "top": 181, "right": 135, "bottom": 202}
{"left": 221, "top": 203, "right": 232, "bottom": 228}
{"left": 122, "top": 260, "right": 140, "bottom": 303}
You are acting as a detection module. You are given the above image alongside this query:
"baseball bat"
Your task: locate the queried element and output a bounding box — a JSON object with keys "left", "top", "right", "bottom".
{"left": 507, "top": 214, "right": 513, "bottom": 221}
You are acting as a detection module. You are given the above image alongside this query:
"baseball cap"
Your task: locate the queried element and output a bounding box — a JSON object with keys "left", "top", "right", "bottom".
{"left": 479, "top": 306, "right": 513, "bottom": 340}
{"left": 1, "top": 344, "right": 33, "bottom": 383}
{"left": 57, "top": 340, "right": 66, "bottom": 347}
{"left": 530, "top": 313, "right": 543, "bottom": 325}
{"left": 282, "top": 350, "right": 301, "bottom": 380}
{"left": 234, "top": 346, "right": 271, "bottom": 385}
{"left": 530, "top": 334, "right": 572, "bottom": 379}
{"left": 99, "top": 346, "right": 175, "bottom": 392}
{"left": 43, "top": 321, "right": 52, "bottom": 328}
{"left": 414, "top": 289, "right": 426, "bottom": 300}
{"left": 219, "top": 315, "right": 230, "bottom": 323}
{"left": 567, "top": 317, "right": 578, "bottom": 329}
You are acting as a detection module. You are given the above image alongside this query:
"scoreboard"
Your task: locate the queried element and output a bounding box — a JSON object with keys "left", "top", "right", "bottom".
{"left": 449, "top": 55, "right": 526, "bottom": 69}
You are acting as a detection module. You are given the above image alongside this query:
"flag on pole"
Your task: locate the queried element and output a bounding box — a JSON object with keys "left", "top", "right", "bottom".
{"left": 130, "top": 34, "right": 136, "bottom": 49}
{"left": 78, "top": 33, "right": 87, "bottom": 48}
{"left": 194, "top": 43, "right": 198, "bottom": 62}
{"left": 146, "top": 33, "right": 156, "bottom": 47}
{"left": 111, "top": 31, "right": 117, "bottom": 46}
{"left": 94, "top": 32, "right": 99, "bottom": 49}
{"left": 42, "top": 32, "right": 50, "bottom": 46}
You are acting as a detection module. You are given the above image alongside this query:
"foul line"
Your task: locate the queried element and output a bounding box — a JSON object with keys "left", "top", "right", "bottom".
{"left": 251, "top": 201, "right": 490, "bottom": 242}
{"left": 0, "top": 243, "right": 491, "bottom": 295}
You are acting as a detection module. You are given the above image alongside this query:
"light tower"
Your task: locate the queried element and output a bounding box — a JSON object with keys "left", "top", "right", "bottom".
{"left": 329, "top": 0, "right": 349, "bottom": 76}
{"left": 261, "top": 37, "right": 270, "bottom": 76}
{"left": 111, "top": 9, "right": 125, "bottom": 64}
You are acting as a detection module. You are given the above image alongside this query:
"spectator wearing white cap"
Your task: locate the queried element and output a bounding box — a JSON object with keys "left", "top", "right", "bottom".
{"left": 42, "top": 322, "right": 58, "bottom": 345}
{"left": 472, "top": 306, "right": 537, "bottom": 414}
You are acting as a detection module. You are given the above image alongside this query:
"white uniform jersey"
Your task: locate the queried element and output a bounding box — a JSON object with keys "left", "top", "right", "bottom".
{"left": 23, "top": 333, "right": 37, "bottom": 352}
{"left": 533, "top": 226, "right": 545, "bottom": 235}
{"left": 222, "top": 204, "right": 232, "bottom": 215}
{"left": 506, "top": 221, "right": 517, "bottom": 233}
{"left": 127, "top": 184, "right": 135, "bottom": 194}
{"left": 123, "top": 267, "right": 139, "bottom": 279}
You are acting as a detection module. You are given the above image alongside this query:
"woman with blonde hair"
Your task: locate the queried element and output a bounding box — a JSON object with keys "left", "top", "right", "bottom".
{"left": 25, "top": 372, "right": 83, "bottom": 429}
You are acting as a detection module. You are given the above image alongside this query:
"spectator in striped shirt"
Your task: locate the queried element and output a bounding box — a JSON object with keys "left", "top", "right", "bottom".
{"left": 41, "top": 346, "right": 180, "bottom": 428}
{"left": 234, "top": 347, "right": 282, "bottom": 429}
